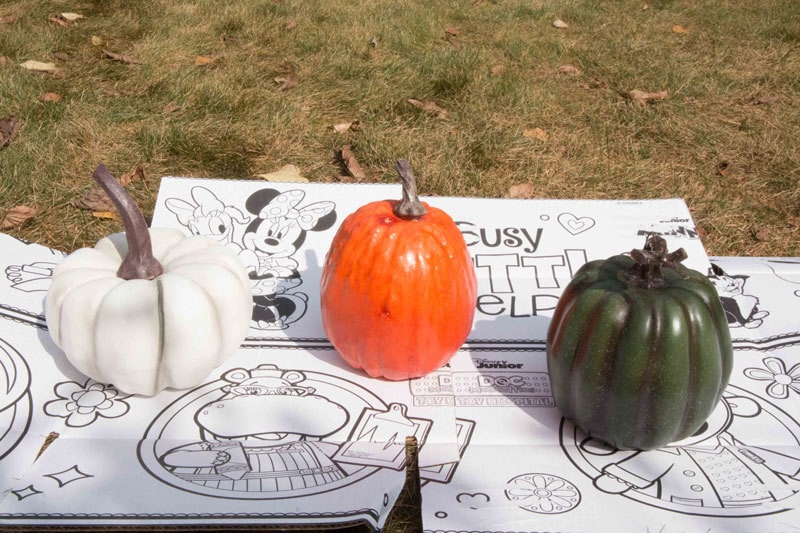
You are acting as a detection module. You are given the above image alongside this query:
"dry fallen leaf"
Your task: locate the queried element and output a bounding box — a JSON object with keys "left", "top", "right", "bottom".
{"left": 91, "top": 35, "right": 104, "bottom": 46}
{"left": 161, "top": 102, "right": 183, "bottom": 113}
{"left": 0, "top": 56, "right": 10, "bottom": 67}
{"left": 579, "top": 77, "right": 606, "bottom": 90}
{"left": 256, "top": 164, "right": 309, "bottom": 183}
{"left": 490, "top": 65, "right": 507, "bottom": 76}
{"left": 38, "top": 92, "right": 61, "bottom": 102}
{"left": 0, "top": 14, "right": 20, "bottom": 24}
{"left": 19, "top": 60, "right": 58, "bottom": 72}
{"left": 0, "top": 116, "right": 21, "bottom": 148}
{"left": 274, "top": 74, "right": 298, "bottom": 90}
{"left": 506, "top": 184, "right": 537, "bottom": 199}
{"left": 408, "top": 98, "right": 449, "bottom": 119}
{"left": 60, "top": 12, "right": 84, "bottom": 21}
{"left": 339, "top": 145, "right": 367, "bottom": 181}
{"left": 49, "top": 15, "right": 69, "bottom": 27}
{"left": 91, "top": 211, "right": 120, "bottom": 221}
{"left": 332, "top": 119, "right": 360, "bottom": 133}
{"left": 2, "top": 206, "right": 36, "bottom": 229}
{"left": 716, "top": 160, "right": 731, "bottom": 178}
{"left": 71, "top": 164, "right": 145, "bottom": 211}
{"left": 194, "top": 55, "right": 217, "bottom": 66}
{"left": 51, "top": 51, "right": 72, "bottom": 62}
{"left": 622, "top": 89, "right": 669, "bottom": 104}
{"left": 642, "top": 4, "right": 650, "bottom": 10}
{"left": 523, "top": 127, "right": 548, "bottom": 141}
{"left": 102, "top": 49, "right": 141, "bottom": 64}
{"left": 553, "top": 19, "right": 569, "bottom": 29}
{"left": 672, "top": 25, "right": 688, "bottom": 33}
{"left": 71, "top": 186, "right": 115, "bottom": 212}
{"left": 753, "top": 227, "right": 770, "bottom": 242}
{"left": 74, "top": 184, "right": 113, "bottom": 211}
{"left": 557, "top": 64, "right": 581, "bottom": 75}
{"left": 747, "top": 94, "right": 778, "bottom": 105}
{"left": 273, "top": 61, "right": 299, "bottom": 90}
{"left": 442, "top": 27, "right": 463, "bottom": 47}
{"left": 118, "top": 164, "right": 146, "bottom": 187}
{"left": 284, "top": 19, "right": 297, "bottom": 31}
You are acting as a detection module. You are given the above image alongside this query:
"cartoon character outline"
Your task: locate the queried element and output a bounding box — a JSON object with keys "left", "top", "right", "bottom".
{"left": 709, "top": 263, "right": 769, "bottom": 329}
{"left": 164, "top": 186, "right": 337, "bottom": 331}
{"left": 562, "top": 385, "right": 800, "bottom": 517}
{"left": 238, "top": 188, "right": 336, "bottom": 330}
{"left": 4, "top": 261, "right": 56, "bottom": 293}
{"left": 164, "top": 186, "right": 250, "bottom": 249}
{"left": 158, "top": 365, "right": 351, "bottom": 493}
{"left": 0, "top": 337, "right": 32, "bottom": 461}
{"left": 140, "top": 364, "right": 436, "bottom": 500}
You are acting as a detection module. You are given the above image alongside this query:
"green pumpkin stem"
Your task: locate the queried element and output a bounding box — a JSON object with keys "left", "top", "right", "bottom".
{"left": 393, "top": 159, "right": 427, "bottom": 220}
{"left": 92, "top": 163, "right": 164, "bottom": 281}
{"left": 624, "top": 233, "right": 687, "bottom": 289}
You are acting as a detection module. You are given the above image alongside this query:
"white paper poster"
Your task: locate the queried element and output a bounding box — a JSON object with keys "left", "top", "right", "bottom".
{"left": 0, "top": 177, "right": 797, "bottom": 532}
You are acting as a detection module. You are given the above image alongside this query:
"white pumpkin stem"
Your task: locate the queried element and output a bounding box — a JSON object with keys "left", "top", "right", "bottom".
{"left": 393, "top": 159, "right": 427, "bottom": 220}
{"left": 92, "top": 163, "right": 164, "bottom": 280}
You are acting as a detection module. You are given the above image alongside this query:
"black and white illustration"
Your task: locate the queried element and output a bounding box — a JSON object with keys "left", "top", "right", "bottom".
{"left": 164, "top": 186, "right": 251, "bottom": 249}
{"left": 766, "top": 259, "right": 800, "bottom": 298}
{"left": 5, "top": 261, "right": 56, "bottom": 293}
{"left": 165, "top": 186, "right": 337, "bottom": 331}
{"left": 744, "top": 357, "right": 800, "bottom": 400}
{"left": 557, "top": 213, "right": 596, "bottom": 236}
{"left": 0, "top": 233, "right": 63, "bottom": 329}
{"left": 561, "top": 384, "right": 800, "bottom": 517}
{"left": 0, "top": 337, "right": 32, "bottom": 461}
{"left": 139, "top": 364, "right": 440, "bottom": 500}
{"left": 239, "top": 188, "right": 336, "bottom": 330}
{"left": 8, "top": 466, "right": 93, "bottom": 503}
{"left": 505, "top": 473, "right": 581, "bottom": 514}
{"left": 6, "top": 182, "right": 800, "bottom": 531}
{"left": 709, "top": 263, "right": 770, "bottom": 329}
{"left": 43, "top": 379, "right": 131, "bottom": 428}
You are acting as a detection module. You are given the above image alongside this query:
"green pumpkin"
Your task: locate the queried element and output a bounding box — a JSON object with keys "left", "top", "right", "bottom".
{"left": 546, "top": 235, "right": 733, "bottom": 450}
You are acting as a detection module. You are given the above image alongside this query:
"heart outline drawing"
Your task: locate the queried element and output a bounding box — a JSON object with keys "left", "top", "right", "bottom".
{"left": 557, "top": 213, "right": 596, "bottom": 235}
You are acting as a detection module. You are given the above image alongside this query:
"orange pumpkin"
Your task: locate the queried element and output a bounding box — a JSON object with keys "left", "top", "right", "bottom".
{"left": 320, "top": 160, "right": 477, "bottom": 380}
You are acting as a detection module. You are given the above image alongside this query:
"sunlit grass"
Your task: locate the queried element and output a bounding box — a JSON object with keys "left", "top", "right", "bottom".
{"left": 1, "top": 0, "right": 798, "bottom": 256}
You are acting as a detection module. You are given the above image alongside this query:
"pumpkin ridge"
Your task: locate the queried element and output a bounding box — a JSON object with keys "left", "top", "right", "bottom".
{"left": 637, "top": 292, "right": 665, "bottom": 446}
{"left": 675, "top": 295, "right": 703, "bottom": 439}
{"left": 155, "top": 278, "right": 166, "bottom": 393}
{"left": 568, "top": 291, "right": 615, "bottom": 430}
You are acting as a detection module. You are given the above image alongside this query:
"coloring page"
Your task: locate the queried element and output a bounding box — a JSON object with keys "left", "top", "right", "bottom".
{"left": 0, "top": 177, "right": 797, "bottom": 531}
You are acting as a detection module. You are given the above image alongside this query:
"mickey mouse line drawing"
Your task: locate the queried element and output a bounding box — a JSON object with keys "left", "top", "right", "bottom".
{"left": 166, "top": 186, "right": 336, "bottom": 330}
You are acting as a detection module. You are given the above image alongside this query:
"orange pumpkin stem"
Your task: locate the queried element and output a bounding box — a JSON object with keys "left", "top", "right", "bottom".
{"left": 393, "top": 159, "right": 427, "bottom": 220}
{"left": 92, "top": 163, "right": 164, "bottom": 281}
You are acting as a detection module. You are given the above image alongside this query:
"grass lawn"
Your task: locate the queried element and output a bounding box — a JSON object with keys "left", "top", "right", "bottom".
{"left": 1, "top": 1, "right": 799, "bottom": 531}
{"left": 1, "top": 0, "right": 798, "bottom": 257}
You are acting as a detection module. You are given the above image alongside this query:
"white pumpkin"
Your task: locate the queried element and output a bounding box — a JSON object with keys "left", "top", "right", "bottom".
{"left": 45, "top": 165, "right": 252, "bottom": 396}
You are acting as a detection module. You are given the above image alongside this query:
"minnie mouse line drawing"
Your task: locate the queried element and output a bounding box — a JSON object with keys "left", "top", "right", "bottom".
{"left": 164, "top": 186, "right": 336, "bottom": 330}
{"left": 238, "top": 188, "right": 336, "bottom": 330}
